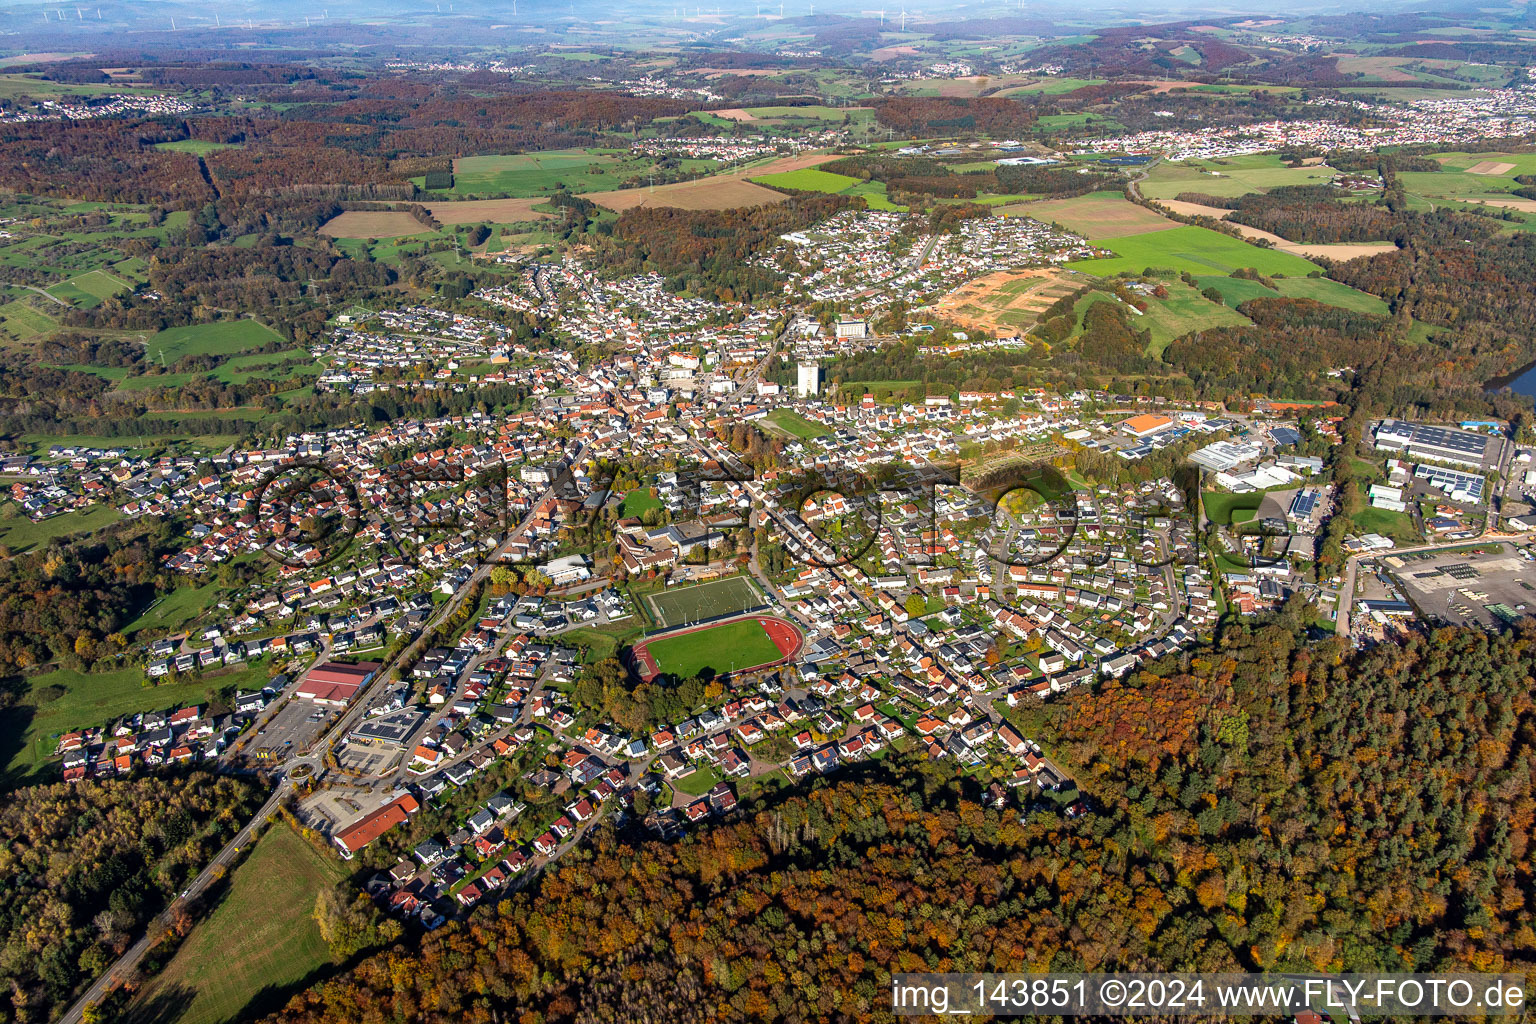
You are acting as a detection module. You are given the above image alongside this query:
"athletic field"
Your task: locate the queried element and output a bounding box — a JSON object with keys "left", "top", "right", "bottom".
{"left": 646, "top": 575, "right": 765, "bottom": 629}
{"left": 631, "top": 615, "right": 802, "bottom": 681}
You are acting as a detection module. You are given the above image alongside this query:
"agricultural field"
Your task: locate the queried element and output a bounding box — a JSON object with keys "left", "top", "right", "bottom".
{"left": 419, "top": 148, "right": 693, "bottom": 198}
{"left": 995, "top": 76, "right": 1107, "bottom": 96}
{"left": 1139, "top": 153, "right": 1337, "bottom": 200}
{"left": 751, "top": 168, "right": 862, "bottom": 194}
{"left": 582, "top": 177, "right": 787, "bottom": 212}
{"left": 1153, "top": 197, "right": 1398, "bottom": 258}
{"left": 128, "top": 822, "right": 347, "bottom": 1024}
{"left": 645, "top": 575, "right": 765, "bottom": 629}
{"left": 1002, "top": 191, "right": 1176, "bottom": 239}
{"left": 1066, "top": 224, "right": 1321, "bottom": 277}
{"left": 0, "top": 298, "right": 59, "bottom": 344}
{"left": 144, "top": 319, "right": 288, "bottom": 363}
{"left": 46, "top": 268, "right": 132, "bottom": 307}
{"left": 319, "top": 210, "right": 433, "bottom": 239}
{"left": 425, "top": 198, "right": 552, "bottom": 225}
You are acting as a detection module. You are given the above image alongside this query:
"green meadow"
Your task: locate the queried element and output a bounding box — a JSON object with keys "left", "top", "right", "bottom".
{"left": 1067, "top": 225, "right": 1321, "bottom": 277}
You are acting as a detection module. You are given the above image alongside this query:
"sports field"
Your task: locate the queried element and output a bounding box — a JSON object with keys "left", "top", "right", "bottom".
{"left": 646, "top": 575, "right": 765, "bottom": 628}
{"left": 1066, "top": 225, "right": 1320, "bottom": 277}
{"left": 632, "top": 614, "right": 801, "bottom": 681}
{"left": 128, "top": 822, "right": 346, "bottom": 1024}
{"left": 144, "top": 319, "right": 287, "bottom": 364}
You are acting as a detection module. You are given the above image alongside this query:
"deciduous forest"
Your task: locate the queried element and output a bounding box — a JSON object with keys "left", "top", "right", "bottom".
{"left": 261, "top": 622, "right": 1536, "bottom": 1024}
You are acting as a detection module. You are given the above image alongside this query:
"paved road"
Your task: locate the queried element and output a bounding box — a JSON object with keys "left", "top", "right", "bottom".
{"left": 299, "top": 443, "right": 588, "bottom": 780}
{"left": 55, "top": 784, "right": 288, "bottom": 1024}
{"left": 1332, "top": 533, "right": 1513, "bottom": 638}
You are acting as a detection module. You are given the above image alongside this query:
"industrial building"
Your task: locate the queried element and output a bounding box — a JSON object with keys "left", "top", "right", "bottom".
{"left": 1374, "top": 420, "right": 1493, "bottom": 469}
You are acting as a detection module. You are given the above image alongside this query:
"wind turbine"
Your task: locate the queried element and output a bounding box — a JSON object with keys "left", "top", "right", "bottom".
{"left": 807, "top": 1, "right": 813, "bottom": 12}
{"left": 899, "top": 6, "right": 907, "bottom": 30}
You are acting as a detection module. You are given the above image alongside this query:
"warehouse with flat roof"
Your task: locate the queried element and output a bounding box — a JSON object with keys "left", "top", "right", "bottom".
{"left": 1374, "top": 420, "right": 1492, "bottom": 469}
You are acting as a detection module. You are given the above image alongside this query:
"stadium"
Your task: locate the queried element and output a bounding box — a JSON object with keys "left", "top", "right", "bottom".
{"left": 629, "top": 615, "right": 803, "bottom": 683}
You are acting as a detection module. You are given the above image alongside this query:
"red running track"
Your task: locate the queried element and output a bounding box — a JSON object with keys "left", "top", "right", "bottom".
{"left": 630, "top": 615, "right": 804, "bottom": 683}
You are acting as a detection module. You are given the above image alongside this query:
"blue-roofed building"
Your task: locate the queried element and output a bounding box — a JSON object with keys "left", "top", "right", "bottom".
{"left": 1271, "top": 427, "right": 1302, "bottom": 447}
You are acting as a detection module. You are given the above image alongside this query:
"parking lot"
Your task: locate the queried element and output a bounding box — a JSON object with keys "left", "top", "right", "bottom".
{"left": 337, "top": 743, "right": 398, "bottom": 775}
{"left": 246, "top": 696, "right": 337, "bottom": 762}
{"left": 1386, "top": 543, "right": 1536, "bottom": 628}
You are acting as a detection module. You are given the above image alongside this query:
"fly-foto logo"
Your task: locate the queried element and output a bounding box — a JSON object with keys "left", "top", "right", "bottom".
{"left": 249, "top": 453, "right": 1298, "bottom": 578}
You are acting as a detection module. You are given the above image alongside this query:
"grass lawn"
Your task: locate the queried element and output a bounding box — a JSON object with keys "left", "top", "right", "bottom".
{"left": 562, "top": 624, "right": 642, "bottom": 663}
{"left": 762, "top": 408, "right": 832, "bottom": 439}
{"left": 617, "top": 488, "right": 663, "bottom": 518}
{"left": 1, "top": 662, "right": 272, "bottom": 783}
{"left": 1069, "top": 225, "right": 1320, "bottom": 277}
{"left": 145, "top": 320, "right": 287, "bottom": 364}
{"left": 0, "top": 503, "right": 119, "bottom": 552}
{"left": 643, "top": 617, "right": 782, "bottom": 678}
{"left": 1353, "top": 506, "right": 1421, "bottom": 544}
{"left": 1203, "top": 490, "right": 1263, "bottom": 526}
{"left": 129, "top": 822, "right": 345, "bottom": 1024}
{"left": 672, "top": 763, "right": 723, "bottom": 797}
{"left": 125, "top": 583, "right": 226, "bottom": 636}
